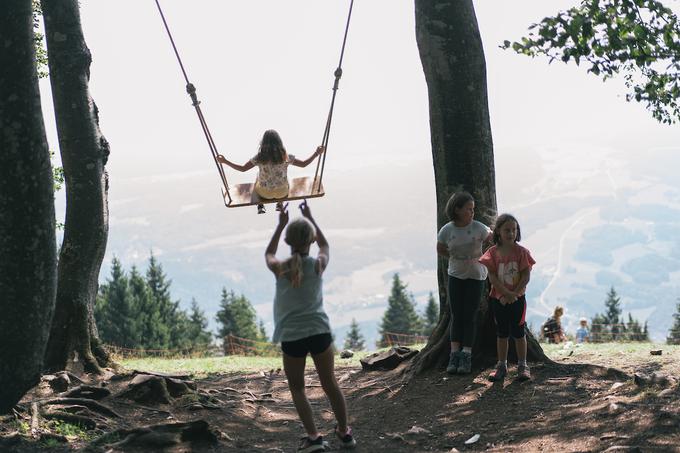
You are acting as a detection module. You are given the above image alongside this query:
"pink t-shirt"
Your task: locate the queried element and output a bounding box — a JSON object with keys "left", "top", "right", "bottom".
{"left": 479, "top": 244, "right": 535, "bottom": 299}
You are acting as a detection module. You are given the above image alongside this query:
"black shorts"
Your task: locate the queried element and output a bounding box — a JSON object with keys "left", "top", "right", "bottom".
{"left": 281, "top": 333, "right": 333, "bottom": 358}
{"left": 490, "top": 295, "right": 527, "bottom": 339}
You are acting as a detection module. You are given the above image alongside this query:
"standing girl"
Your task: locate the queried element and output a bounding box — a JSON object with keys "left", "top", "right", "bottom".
{"left": 217, "top": 129, "right": 323, "bottom": 213}
{"left": 265, "top": 201, "right": 356, "bottom": 452}
{"left": 479, "top": 213, "right": 535, "bottom": 382}
{"left": 436, "top": 191, "right": 492, "bottom": 374}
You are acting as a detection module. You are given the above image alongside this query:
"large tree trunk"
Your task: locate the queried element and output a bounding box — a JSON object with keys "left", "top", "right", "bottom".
{"left": 41, "top": 0, "right": 112, "bottom": 373}
{"left": 410, "top": 0, "right": 549, "bottom": 374}
{"left": 0, "top": 0, "right": 58, "bottom": 412}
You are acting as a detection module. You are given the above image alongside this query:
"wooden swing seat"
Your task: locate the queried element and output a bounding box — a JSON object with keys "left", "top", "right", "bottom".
{"left": 223, "top": 176, "right": 325, "bottom": 208}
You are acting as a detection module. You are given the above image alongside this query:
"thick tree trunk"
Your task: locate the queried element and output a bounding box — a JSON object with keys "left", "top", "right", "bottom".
{"left": 41, "top": 0, "right": 111, "bottom": 373}
{"left": 410, "top": 0, "right": 549, "bottom": 374}
{"left": 0, "top": 0, "right": 57, "bottom": 412}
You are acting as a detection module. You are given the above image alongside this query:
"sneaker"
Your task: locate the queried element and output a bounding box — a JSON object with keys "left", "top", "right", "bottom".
{"left": 257, "top": 204, "right": 266, "bottom": 214}
{"left": 297, "top": 435, "right": 327, "bottom": 453}
{"left": 446, "top": 351, "right": 461, "bottom": 374}
{"left": 487, "top": 363, "right": 507, "bottom": 382}
{"left": 517, "top": 364, "right": 531, "bottom": 382}
{"left": 335, "top": 426, "right": 357, "bottom": 449}
{"left": 456, "top": 351, "right": 472, "bottom": 374}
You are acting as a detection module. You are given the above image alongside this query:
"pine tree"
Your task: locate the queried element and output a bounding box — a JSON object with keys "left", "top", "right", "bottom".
{"left": 130, "top": 266, "right": 168, "bottom": 350}
{"left": 95, "top": 257, "right": 140, "bottom": 348}
{"left": 258, "top": 320, "right": 269, "bottom": 343}
{"left": 422, "top": 291, "right": 439, "bottom": 336}
{"left": 186, "top": 299, "right": 212, "bottom": 351}
{"left": 379, "top": 274, "right": 422, "bottom": 346}
{"left": 625, "top": 313, "right": 648, "bottom": 342}
{"left": 216, "top": 289, "right": 260, "bottom": 353}
{"left": 603, "top": 286, "right": 623, "bottom": 340}
{"left": 146, "top": 253, "right": 183, "bottom": 348}
{"left": 668, "top": 299, "right": 680, "bottom": 345}
{"left": 343, "top": 318, "right": 365, "bottom": 351}
{"left": 590, "top": 313, "right": 607, "bottom": 342}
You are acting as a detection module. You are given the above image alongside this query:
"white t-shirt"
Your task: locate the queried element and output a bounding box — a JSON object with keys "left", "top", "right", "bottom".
{"left": 437, "top": 220, "right": 491, "bottom": 280}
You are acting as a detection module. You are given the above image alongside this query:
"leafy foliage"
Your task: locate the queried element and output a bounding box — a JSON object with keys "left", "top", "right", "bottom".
{"left": 378, "top": 274, "right": 422, "bottom": 345}
{"left": 31, "top": 0, "right": 48, "bottom": 78}
{"left": 343, "top": 318, "right": 366, "bottom": 351}
{"left": 504, "top": 0, "right": 680, "bottom": 123}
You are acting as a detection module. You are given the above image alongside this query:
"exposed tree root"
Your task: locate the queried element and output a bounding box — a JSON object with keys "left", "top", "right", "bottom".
{"left": 42, "top": 397, "right": 121, "bottom": 418}
{"left": 98, "top": 420, "right": 217, "bottom": 449}
{"left": 41, "top": 408, "right": 97, "bottom": 430}
{"left": 61, "top": 384, "right": 111, "bottom": 400}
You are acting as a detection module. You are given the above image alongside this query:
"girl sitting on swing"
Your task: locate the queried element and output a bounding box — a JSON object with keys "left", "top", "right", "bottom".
{"left": 217, "top": 129, "right": 324, "bottom": 214}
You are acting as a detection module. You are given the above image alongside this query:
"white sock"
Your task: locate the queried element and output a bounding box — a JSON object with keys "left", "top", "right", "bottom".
{"left": 518, "top": 359, "right": 527, "bottom": 366}
{"left": 498, "top": 360, "right": 507, "bottom": 367}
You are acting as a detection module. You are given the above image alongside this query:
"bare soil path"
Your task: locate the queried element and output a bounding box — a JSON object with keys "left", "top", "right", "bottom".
{"left": 1, "top": 344, "right": 679, "bottom": 452}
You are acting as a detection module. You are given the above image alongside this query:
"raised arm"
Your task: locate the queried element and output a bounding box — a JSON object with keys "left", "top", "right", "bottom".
{"left": 265, "top": 204, "right": 289, "bottom": 274}
{"left": 217, "top": 154, "right": 255, "bottom": 172}
{"left": 292, "top": 146, "right": 324, "bottom": 168}
{"left": 299, "top": 200, "right": 329, "bottom": 273}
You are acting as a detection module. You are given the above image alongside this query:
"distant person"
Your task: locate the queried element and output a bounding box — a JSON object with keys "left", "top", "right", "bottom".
{"left": 264, "top": 200, "right": 356, "bottom": 452}
{"left": 217, "top": 129, "right": 323, "bottom": 214}
{"left": 542, "top": 306, "right": 566, "bottom": 344}
{"left": 575, "top": 317, "right": 590, "bottom": 343}
{"left": 436, "top": 191, "right": 493, "bottom": 374}
{"left": 479, "top": 213, "right": 536, "bottom": 382}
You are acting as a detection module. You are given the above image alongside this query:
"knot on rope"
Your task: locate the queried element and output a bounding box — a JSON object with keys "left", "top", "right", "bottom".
{"left": 186, "top": 83, "right": 200, "bottom": 106}
{"left": 334, "top": 67, "right": 343, "bottom": 78}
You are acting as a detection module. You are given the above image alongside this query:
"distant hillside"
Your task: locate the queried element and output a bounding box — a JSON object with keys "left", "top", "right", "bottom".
{"left": 76, "top": 144, "right": 680, "bottom": 347}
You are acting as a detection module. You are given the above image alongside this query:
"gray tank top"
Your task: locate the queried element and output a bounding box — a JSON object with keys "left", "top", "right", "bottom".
{"left": 272, "top": 255, "right": 331, "bottom": 343}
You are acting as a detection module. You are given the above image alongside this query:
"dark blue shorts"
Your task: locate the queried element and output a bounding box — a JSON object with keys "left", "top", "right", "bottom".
{"left": 281, "top": 333, "right": 333, "bottom": 358}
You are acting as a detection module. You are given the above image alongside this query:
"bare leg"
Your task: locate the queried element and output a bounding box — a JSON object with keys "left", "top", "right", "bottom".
{"left": 283, "top": 352, "right": 317, "bottom": 437}
{"left": 450, "top": 341, "right": 461, "bottom": 352}
{"left": 311, "top": 346, "right": 348, "bottom": 432}
{"left": 497, "top": 337, "right": 509, "bottom": 362}
{"left": 515, "top": 336, "right": 528, "bottom": 362}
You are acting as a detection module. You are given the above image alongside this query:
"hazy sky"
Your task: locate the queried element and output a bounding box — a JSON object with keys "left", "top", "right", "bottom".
{"left": 41, "top": 1, "right": 680, "bottom": 343}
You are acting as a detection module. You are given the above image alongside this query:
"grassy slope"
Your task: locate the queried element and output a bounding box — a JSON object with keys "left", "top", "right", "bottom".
{"left": 120, "top": 342, "right": 679, "bottom": 377}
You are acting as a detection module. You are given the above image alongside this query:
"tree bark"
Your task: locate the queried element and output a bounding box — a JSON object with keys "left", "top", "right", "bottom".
{"left": 0, "top": 0, "right": 57, "bottom": 412}
{"left": 410, "top": 0, "right": 549, "bottom": 374}
{"left": 41, "top": 0, "right": 112, "bottom": 373}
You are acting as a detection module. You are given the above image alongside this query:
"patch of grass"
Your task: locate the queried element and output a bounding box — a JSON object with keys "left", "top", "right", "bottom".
{"left": 48, "top": 420, "right": 92, "bottom": 441}
{"left": 120, "top": 345, "right": 424, "bottom": 377}
{"left": 40, "top": 437, "right": 64, "bottom": 448}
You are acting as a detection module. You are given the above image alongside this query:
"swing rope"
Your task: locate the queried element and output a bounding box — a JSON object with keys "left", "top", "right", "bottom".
{"left": 153, "top": 0, "right": 354, "bottom": 204}
{"left": 153, "top": 0, "right": 233, "bottom": 203}
{"left": 313, "top": 0, "right": 355, "bottom": 193}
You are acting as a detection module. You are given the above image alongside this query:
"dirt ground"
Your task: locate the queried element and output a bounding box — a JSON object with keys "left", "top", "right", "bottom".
{"left": 1, "top": 345, "right": 679, "bottom": 452}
